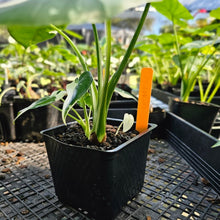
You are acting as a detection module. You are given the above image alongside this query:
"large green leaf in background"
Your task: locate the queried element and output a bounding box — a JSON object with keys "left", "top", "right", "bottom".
{"left": 0, "top": 0, "right": 160, "bottom": 26}
{"left": 151, "top": 0, "right": 193, "bottom": 26}
{"left": 210, "top": 7, "right": 220, "bottom": 19}
{"left": 8, "top": 25, "right": 58, "bottom": 48}
{"left": 181, "top": 38, "right": 220, "bottom": 50}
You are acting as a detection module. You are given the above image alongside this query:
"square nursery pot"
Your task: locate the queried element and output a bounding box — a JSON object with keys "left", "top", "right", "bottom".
{"left": 161, "top": 112, "right": 220, "bottom": 195}
{"left": 168, "top": 97, "right": 220, "bottom": 133}
{"left": 41, "top": 118, "right": 157, "bottom": 219}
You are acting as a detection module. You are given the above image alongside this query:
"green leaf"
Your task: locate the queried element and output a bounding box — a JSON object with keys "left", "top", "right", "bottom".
{"left": 210, "top": 7, "right": 220, "bottom": 19}
{"left": 114, "top": 87, "right": 137, "bottom": 101}
{"left": 77, "top": 92, "right": 93, "bottom": 109}
{"left": 62, "top": 71, "right": 93, "bottom": 123}
{"left": 0, "top": 0, "right": 160, "bottom": 26}
{"left": 64, "top": 29, "right": 83, "bottom": 40}
{"left": 55, "top": 47, "right": 79, "bottom": 63}
{"left": 8, "top": 25, "right": 57, "bottom": 48}
{"left": 181, "top": 38, "right": 220, "bottom": 50}
{"left": 123, "top": 113, "right": 134, "bottom": 132}
{"left": 151, "top": 0, "right": 193, "bottom": 26}
{"left": 158, "top": 33, "right": 176, "bottom": 45}
{"left": 191, "top": 24, "right": 220, "bottom": 35}
{"left": 211, "top": 141, "right": 220, "bottom": 148}
{"left": 14, "top": 90, "right": 66, "bottom": 121}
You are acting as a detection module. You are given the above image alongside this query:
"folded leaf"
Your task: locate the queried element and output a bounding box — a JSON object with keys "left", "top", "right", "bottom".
{"left": 62, "top": 71, "right": 93, "bottom": 123}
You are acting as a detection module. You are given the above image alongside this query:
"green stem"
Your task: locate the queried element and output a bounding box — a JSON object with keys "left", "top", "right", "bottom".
{"left": 94, "top": 19, "right": 112, "bottom": 142}
{"left": 50, "top": 24, "right": 88, "bottom": 72}
{"left": 107, "top": 3, "right": 151, "bottom": 105}
{"left": 207, "top": 80, "right": 220, "bottom": 103}
{"left": 203, "top": 74, "right": 215, "bottom": 102}
{"left": 92, "top": 24, "right": 103, "bottom": 90}
{"left": 21, "top": 48, "right": 26, "bottom": 66}
{"left": 51, "top": 104, "right": 86, "bottom": 130}
{"left": 206, "top": 59, "right": 220, "bottom": 102}
{"left": 172, "top": 20, "right": 184, "bottom": 78}
{"left": 182, "top": 49, "right": 215, "bottom": 101}
{"left": 82, "top": 101, "right": 90, "bottom": 138}
{"left": 198, "top": 77, "right": 204, "bottom": 101}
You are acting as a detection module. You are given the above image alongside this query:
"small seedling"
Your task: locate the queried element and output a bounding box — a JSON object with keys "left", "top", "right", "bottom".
{"left": 115, "top": 113, "right": 134, "bottom": 136}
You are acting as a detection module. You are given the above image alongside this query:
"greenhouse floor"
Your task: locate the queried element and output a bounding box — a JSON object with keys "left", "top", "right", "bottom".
{"left": 0, "top": 138, "right": 220, "bottom": 220}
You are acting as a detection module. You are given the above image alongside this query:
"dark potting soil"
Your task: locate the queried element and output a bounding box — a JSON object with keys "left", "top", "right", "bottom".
{"left": 55, "top": 123, "right": 139, "bottom": 151}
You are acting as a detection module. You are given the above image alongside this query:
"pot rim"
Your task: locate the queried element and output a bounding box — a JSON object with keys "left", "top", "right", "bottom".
{"left": 40, "top": 118, "right": 157, "bottom": 153}
{"left": 169, "top": 97, "right": 220, "bottom": 109}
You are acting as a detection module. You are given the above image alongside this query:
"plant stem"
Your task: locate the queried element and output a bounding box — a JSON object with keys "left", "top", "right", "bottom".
{"left": 51, "top": 103, "right": 86, "bottom": 130}
{"left": 198, "top": 77, "right": 204, "bottom": 101}
{"left": 206, "top": 59, "right": 220, "bottom": 103}
{"left": 50, "top": 24, "right": 88, "bottom": 72}
{"left": 207, "top": 79, "right": 220, "bottom": 103}
{"left": 107, "top": 3, "right": 151, "bottom": 105}
{"left": 172, "top": 20, "right": 184, "bottom": 78}
{"left": 21, "top": 48, "right": 26, "bottom": 66}
{"left": 92, "top": 24, "right": 102, "bottom": 90}
{"left": 182, "top": 49, "right": 215, "bottom": 101}
{"left": 94, "top": 19, "right": 112, "bottom": 142}
{"left": 51, "top": 24, "right": 98, "bottom": 135}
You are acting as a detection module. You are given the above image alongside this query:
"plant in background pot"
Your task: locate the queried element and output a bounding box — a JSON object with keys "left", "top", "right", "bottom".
{"left": 0, "top": 0, "right": 158, "bottom": 219}
{"left": 0, "top": 29, "right": 85, "bottom": 141}
{"left": 152, "top": 0, "right": 220, "bottom": 133}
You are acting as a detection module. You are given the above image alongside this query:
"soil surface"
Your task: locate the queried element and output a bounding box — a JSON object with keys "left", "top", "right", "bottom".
{"left": 55, "top": 123, "right": 139, "bottom": 151}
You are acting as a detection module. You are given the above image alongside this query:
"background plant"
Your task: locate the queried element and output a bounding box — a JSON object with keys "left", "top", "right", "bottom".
{"left": 0, "top": 0, "right": 159, "bottom": 143}
{"left": 151, "top": 0, "right": 220, "bottom": 102}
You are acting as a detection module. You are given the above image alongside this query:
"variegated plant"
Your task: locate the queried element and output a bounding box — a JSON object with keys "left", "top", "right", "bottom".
{"left": 0, "top": 0, "right": 160, "bottom": 143}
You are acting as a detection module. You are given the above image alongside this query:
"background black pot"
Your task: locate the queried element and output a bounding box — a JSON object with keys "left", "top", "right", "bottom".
{"left": 13, "top": 97, "right": 60, "bottom": 141}
{"left": 0, "top": 102, "right": 16, "bottom": 141}
{"left": 152, "top": 87, "right": 220, "bottom": 106}
{"left": 41, "top": 119, "right": 157, "bottom": 220}
{"left": 168, "top": 97, "right": 219, "bottom": 133}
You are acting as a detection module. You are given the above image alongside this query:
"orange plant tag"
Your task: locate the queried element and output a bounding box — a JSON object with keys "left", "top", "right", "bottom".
{"left": 136, "top": 68, "right": 153, "bottom": 133}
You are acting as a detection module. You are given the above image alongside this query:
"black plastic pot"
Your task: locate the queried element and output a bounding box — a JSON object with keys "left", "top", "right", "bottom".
{"left": 109, "top": 99, "right": 137, "bottom": 108}
{"left": 161, "top": 112, "right": 220, "bottom": 195}
{"left": 152, "top": 87, "right": 220, "bottom": 106}
{"left": 0, "top": 102, "right": 16, "bottom": 141}
{"left": 168, "top": 97, "right": 219, "bottom": 133}
{"left": 13, "top": 98, "right": 60, "bottom": 141}
{"left": 41, "top": 119, "right": 157, "bottom": 219}
{"left": 152, "top": 88, "right": 177, "bottom": 104}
